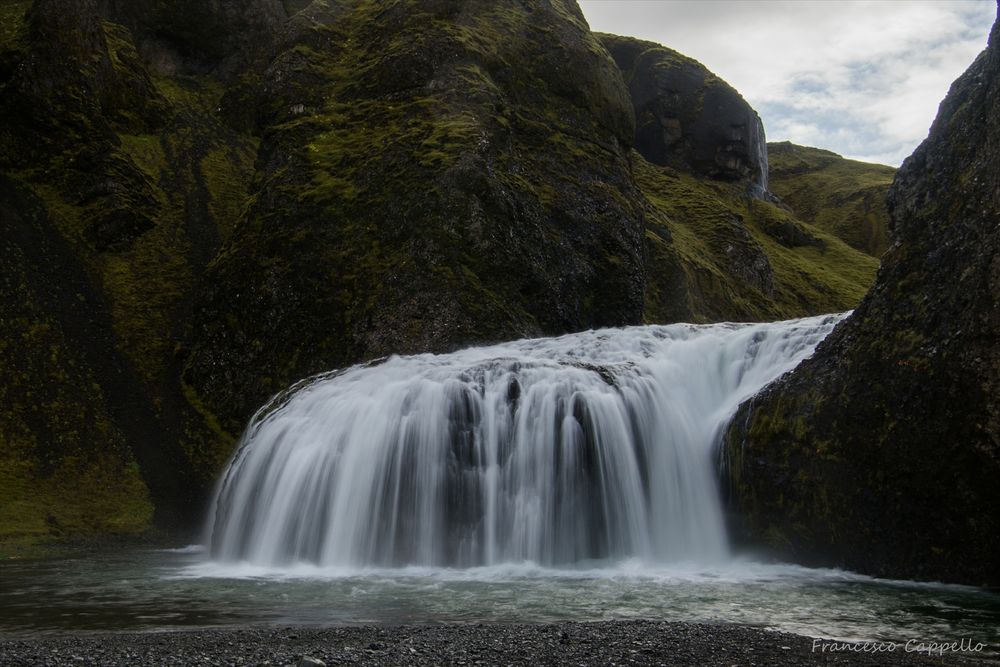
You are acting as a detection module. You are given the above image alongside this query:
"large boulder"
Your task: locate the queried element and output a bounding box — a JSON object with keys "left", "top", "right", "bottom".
{"left": 600, "top": 34, "right": 769, "bottom": 198}
{"left": 723, "top": 7, "right": 1000, "bottom": 587}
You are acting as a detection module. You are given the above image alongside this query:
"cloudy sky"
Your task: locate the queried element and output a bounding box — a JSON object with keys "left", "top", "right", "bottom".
{"left": 579, "top": 0, "right": 996, "bottom": 166}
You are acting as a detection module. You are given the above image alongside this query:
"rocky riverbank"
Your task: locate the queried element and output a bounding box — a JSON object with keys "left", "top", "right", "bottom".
{"left": 0, "top": 621, "right": 991, "bottom": 666}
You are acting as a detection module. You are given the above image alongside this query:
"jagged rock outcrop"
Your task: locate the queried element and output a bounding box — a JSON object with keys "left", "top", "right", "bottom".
{"left": 723, "top": 8, "right": 1000, "bottom": 587}
{"left": 600, "top": 34, "right": 769, "bottom": 198}
{"left": 1, "top": 0, "right": 171, "bottom": 250}
{"left": 4, "top": 0, "right": 165, "bottom": 148}
{"left": 767, "top": 142, "right": 895, "bottom": 257}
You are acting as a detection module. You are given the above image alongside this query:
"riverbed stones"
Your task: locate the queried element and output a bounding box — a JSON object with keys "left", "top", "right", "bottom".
{"left": 0, "top": 621, "right": 983, "bottom": 667}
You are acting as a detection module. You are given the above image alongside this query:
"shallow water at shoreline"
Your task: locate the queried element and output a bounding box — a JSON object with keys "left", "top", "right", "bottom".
{"left": 1, "top": 545, "right": 997, "bottom": 654}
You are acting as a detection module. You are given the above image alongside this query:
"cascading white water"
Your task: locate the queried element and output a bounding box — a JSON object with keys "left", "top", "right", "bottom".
{"left": 208, "top": 313, "right": 845, "bottom": 568}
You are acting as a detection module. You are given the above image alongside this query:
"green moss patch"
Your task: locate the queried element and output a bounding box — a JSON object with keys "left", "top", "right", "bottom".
{"left": 0, "top": 0, "right": 30, "bottom": 52}
{"left": 0, "top": 451, "right": 153, "bottom": 557}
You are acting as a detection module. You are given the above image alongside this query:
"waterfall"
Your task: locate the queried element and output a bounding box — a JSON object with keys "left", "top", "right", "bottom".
{"left": 748, "top": 111, "right": 770, "bottom": 200}
{"left": 208, "top": 314, "right": 845, "bottom": 568}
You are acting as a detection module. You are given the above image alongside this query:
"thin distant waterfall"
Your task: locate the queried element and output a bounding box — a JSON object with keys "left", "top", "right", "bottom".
{"left": 208, "top": 314, "right": 845, "bottom": 568}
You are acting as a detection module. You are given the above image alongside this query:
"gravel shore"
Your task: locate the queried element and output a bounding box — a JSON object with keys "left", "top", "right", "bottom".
{"left": 0, "top": 621, "right": 992, "bottom": 667}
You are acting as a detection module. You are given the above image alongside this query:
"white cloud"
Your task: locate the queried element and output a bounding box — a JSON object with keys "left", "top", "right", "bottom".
{"left": 579, "top": 0, "right": 996, "bottom": 165}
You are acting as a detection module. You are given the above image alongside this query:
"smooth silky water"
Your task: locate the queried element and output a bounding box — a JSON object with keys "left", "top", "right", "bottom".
{"left": 2, "top": 315, "right": 998, "bottom": 650}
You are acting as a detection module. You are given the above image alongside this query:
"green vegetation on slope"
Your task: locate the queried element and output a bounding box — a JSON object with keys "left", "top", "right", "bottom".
{"left": 0, "top": 176, "right": 156, "bottom": 555}
{"left": 767, "top": 141, "right": 895, "bottom": 257}
{"left": 0, "top": 1, "right": 30, "bottom": 52}
{"left": 637, "top": 154, "right": 879, "bottom": 324}
{"left": 0, "top": 454, "right": 152, "bottom": 557}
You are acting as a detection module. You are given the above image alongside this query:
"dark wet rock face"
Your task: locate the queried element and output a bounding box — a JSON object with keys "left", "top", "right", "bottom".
{"left": 723, "top": 8, "right": 1000, "bottom": 587}
{"left": 601, "top": 34, "right": 769, "bottom": 197}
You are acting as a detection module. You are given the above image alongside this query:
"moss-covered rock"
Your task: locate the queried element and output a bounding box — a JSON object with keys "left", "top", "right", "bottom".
{"left": 182, "top": 0, "right": 646, "bottom": 432}
{"left": 595, "top": 34, "right": 877, "bottom": 325}
{"left": 0, "top": 0, "right": 258, "bottom": 544}
{"left": 2, "top": 0, "right": 166, "bottom": 156}
{"left": 723, "top": 10, "right": 1000, "bottom": 587}
{"left": 0, "top": 174, "right": 158, "bottom": 545}
{"left": 767, "top": 142, "right": 895, "bottom": 257}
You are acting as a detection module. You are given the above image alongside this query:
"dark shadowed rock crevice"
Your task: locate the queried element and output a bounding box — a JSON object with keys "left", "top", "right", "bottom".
{"left": 98, "top": 0, "right": 287, "bottom": 78}
{"left": 723, "top": 7, "right": 1000, "bottom": 587}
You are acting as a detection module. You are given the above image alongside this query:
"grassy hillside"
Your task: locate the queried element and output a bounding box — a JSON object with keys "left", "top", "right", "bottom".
{"left": 637, "top": 154, "right": 879, "bottom": 324}
{"left": 767, "top": 142, "right": 895, "bottom": 257}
